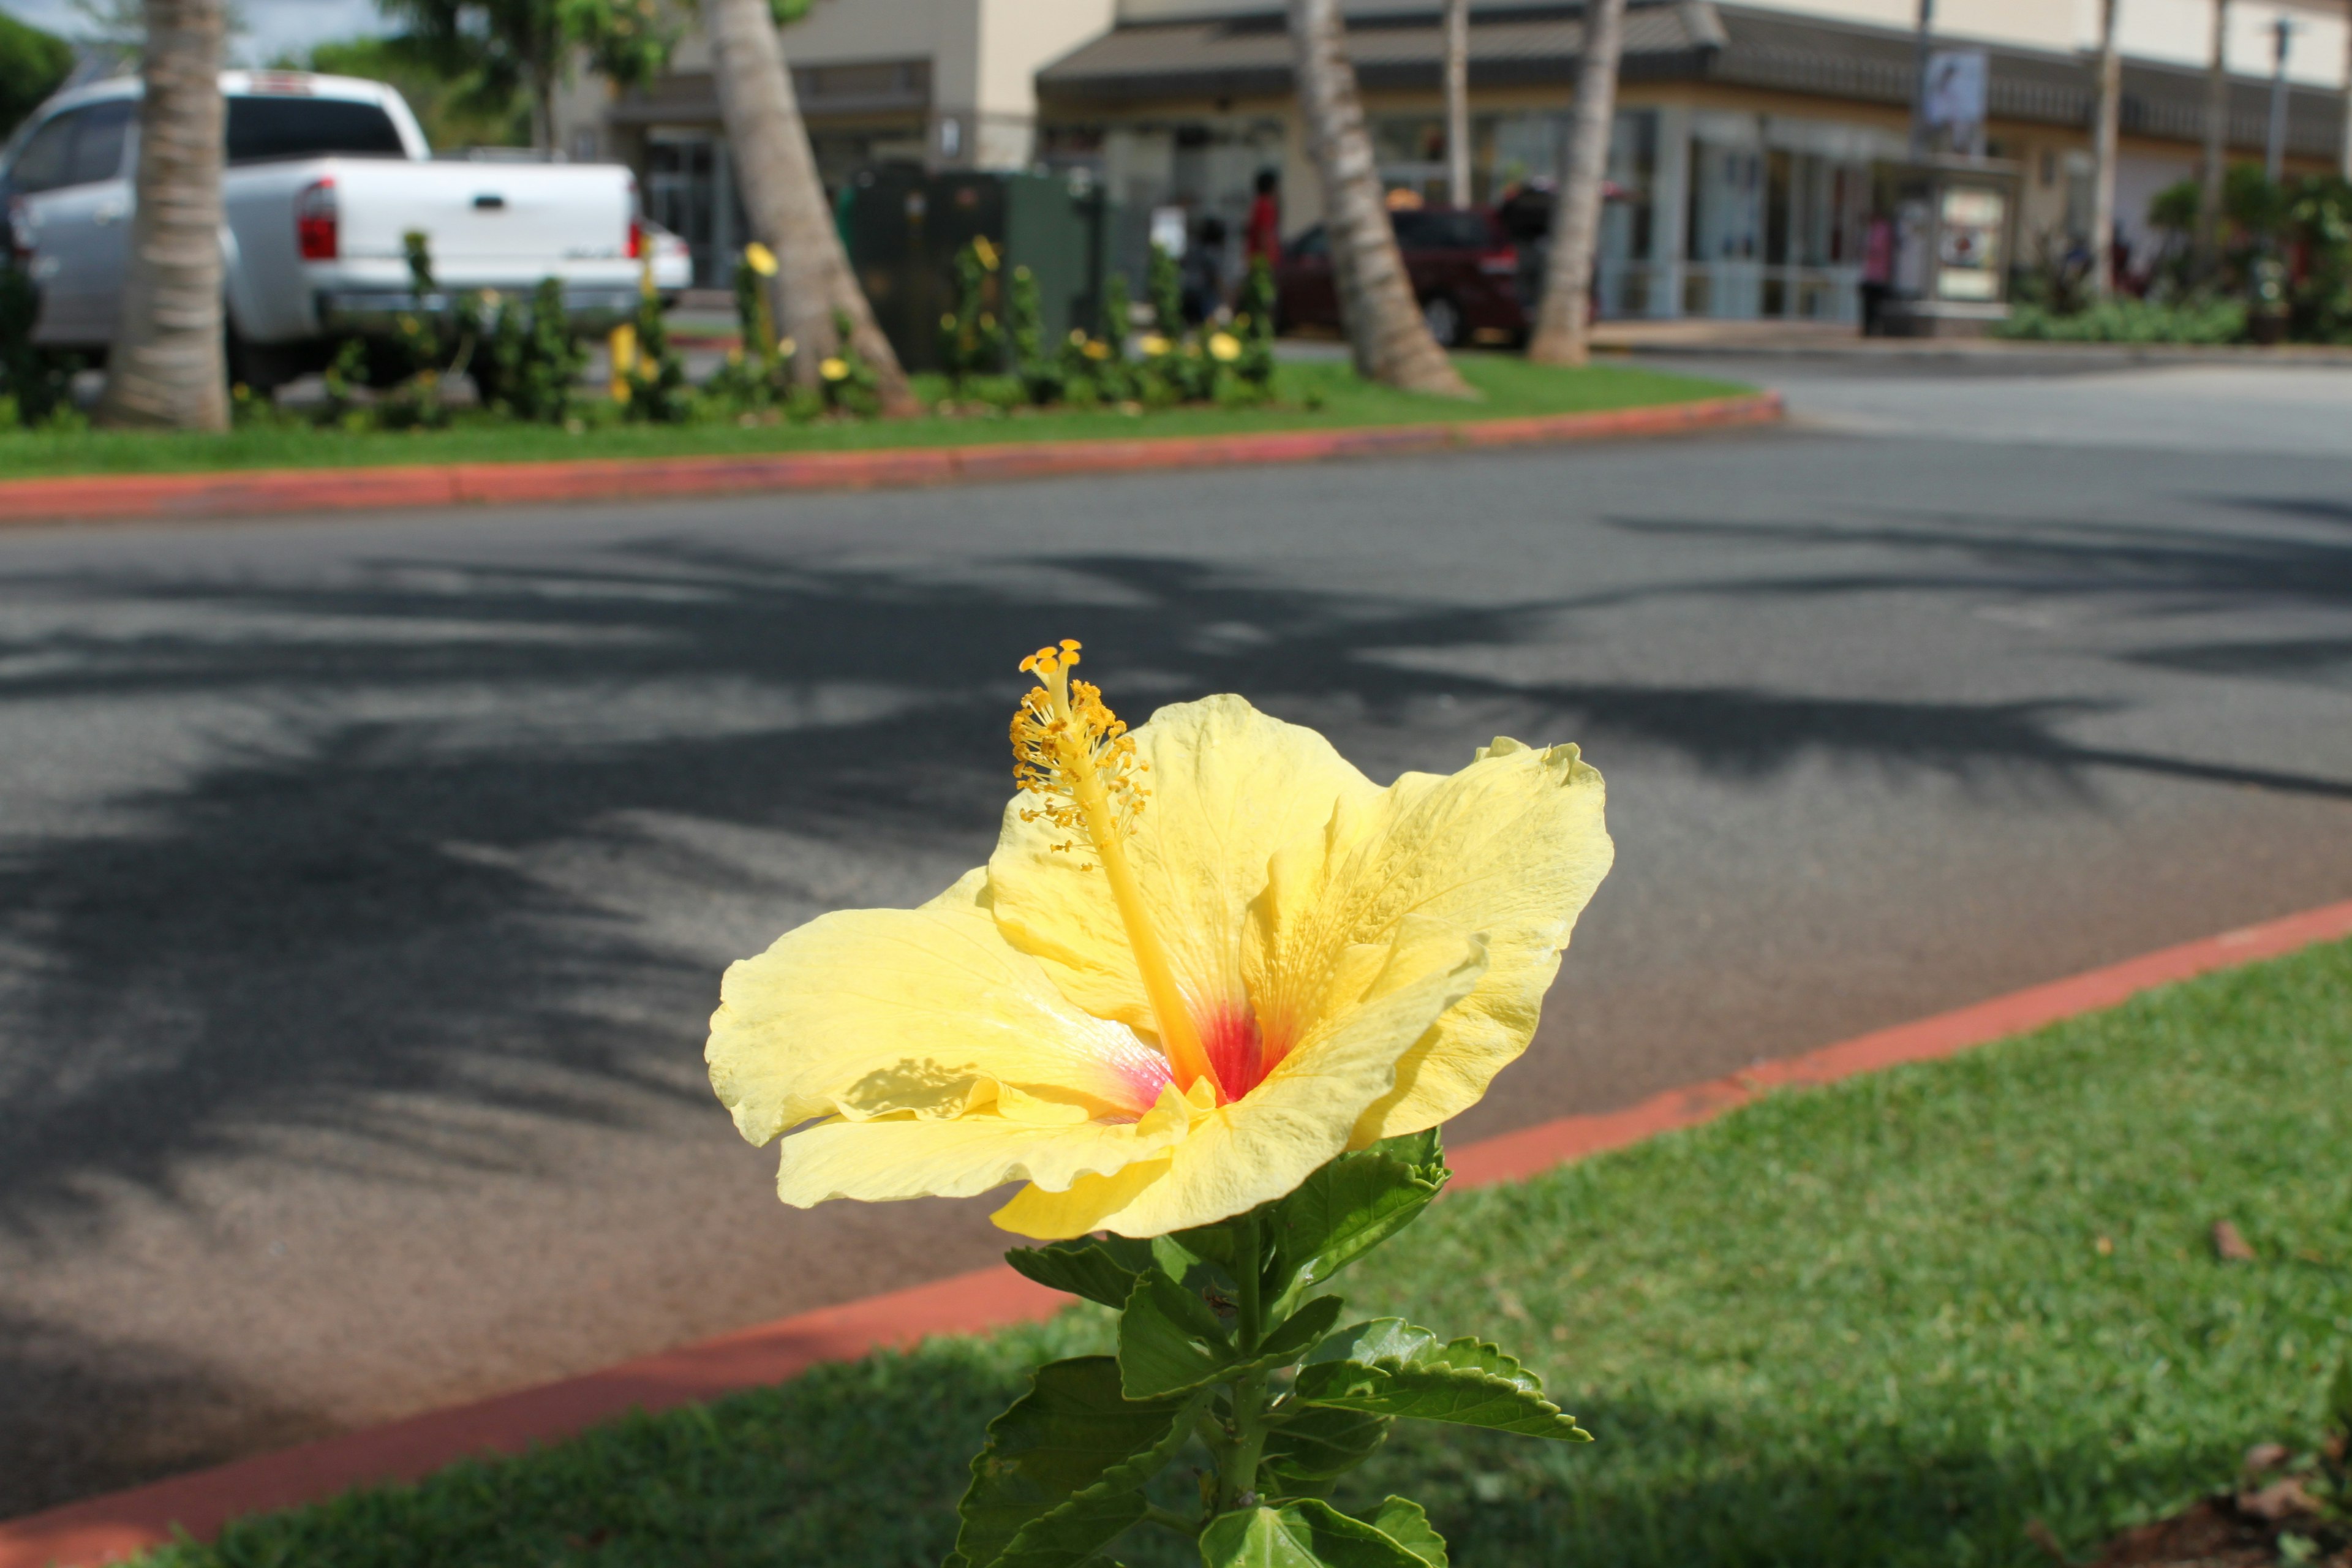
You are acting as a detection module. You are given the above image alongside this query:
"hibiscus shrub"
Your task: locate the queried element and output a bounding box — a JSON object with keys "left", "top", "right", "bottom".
{"left": 963, "top": 1128, "right": 1591, "bottom": 1567}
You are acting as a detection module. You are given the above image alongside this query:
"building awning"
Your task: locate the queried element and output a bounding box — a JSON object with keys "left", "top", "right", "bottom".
{"left": 1037, "top": 0, "right": 2350, "bottom": 159}
{"left": 611, "top": 59, "right": 932, "bottom": 127}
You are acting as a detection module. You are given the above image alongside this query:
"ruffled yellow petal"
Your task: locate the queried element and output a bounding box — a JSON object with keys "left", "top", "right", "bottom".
{"left": 1245, "top": 737, "right": 1613, "bottom": 1146}
{"left": 776, "top": 1077, "right": 1208, "bottom": 1207}
{"left": 707, "top": 869, "right": 1172, "bottom": 1147}
{"left": 986, "top": 695, "right": 1378, "bottom": 1045}
{"left": 992, "top": 914, "right": 1487, "bottom": 1238}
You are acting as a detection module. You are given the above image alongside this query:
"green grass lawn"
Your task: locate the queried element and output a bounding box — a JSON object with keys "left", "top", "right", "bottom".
{"left": 134, "top": 939, "right": 2352, "bottom": 1568}
{"left": 0, "top": 357, "right": 1748, "bottom": 480}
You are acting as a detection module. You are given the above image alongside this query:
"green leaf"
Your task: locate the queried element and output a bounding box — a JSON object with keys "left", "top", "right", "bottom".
{"left": 952, "top": 1356, "right": 1197, "bottom": 1568}
{"left": 1120, "top": 1278, "right": 1346, "bottom": 1400}
{"left": 1268, "top": 1136, "right": 1449, "bottom": 1295}
{"left": 1005, "top": 1235, "right": 1155, "bottom": 1310}
{"left": 1366, "top": 1499, "right": 1447, "bottom": 1568}
{"left": 1260, "top": 1404, "right": 1392, "bottom": 1494}
{"left": 1256, "top": 1292, "right": 1346, "bottom": 1364}
{"left": 1119, "top": 1269, "right": 1234, "bottom": 1398}
{"left": 1292, "top": 1319, "right": 1589, "bottom": 1441}
{"left": 2329, "top": 1354, "right": 2352, "bottom": 1441}
{"left": 1199, "top": 1499, "right": 1438, "bottom": 1568}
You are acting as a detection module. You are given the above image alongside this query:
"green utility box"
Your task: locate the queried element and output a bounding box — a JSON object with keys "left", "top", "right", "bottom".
{"left": 840, "top": 168, "right": 1110, "bottom": 372}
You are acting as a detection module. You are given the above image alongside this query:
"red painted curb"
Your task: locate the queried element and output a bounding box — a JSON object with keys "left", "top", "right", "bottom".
{"left": 0, "top": 394, "right": 1781, "bottom": 527}
{"left": 9, "top": 890, "right": 2346, "bottom": 1567}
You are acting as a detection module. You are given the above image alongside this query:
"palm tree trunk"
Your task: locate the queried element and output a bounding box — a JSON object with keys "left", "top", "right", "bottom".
{"left": 2198, "top": 0, "right": 2230, "bottom": 282}
{"left": 706, "top": 0, "right": 915, "bottom": 412}
{"left": 2089, "top": 0, "right": 2122, "bottom": 298}
{"left": 1528, "top": 0, "right": 1625, "bottom": 366}
{"left": 95, "top": 0, "right": 227, "bottom": 431}
{"left": 1442, "top": 0, "right": 1470, "bottom": 209}
{"left": 1287, "top": 0, "right": 1469, "bottom": 396}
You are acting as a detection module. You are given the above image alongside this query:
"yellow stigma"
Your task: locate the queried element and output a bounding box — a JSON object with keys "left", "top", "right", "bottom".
{"left": 1010, "top": 643, "right": 1214, "bottom": 1096}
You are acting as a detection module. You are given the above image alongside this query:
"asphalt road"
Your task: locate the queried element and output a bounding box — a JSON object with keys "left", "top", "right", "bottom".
{"left": 4, "top": 356, "right": 2351, "bottom": 1517}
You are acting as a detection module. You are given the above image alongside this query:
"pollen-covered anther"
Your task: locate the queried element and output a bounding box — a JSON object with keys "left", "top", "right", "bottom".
{"left": 1010, "top": 644, "right": 1148, "bottom": 859}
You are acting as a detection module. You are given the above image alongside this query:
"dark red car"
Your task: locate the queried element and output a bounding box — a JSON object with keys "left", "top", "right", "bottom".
{"left": 1273, "top": 206, "right": 1525, "bottom": 347}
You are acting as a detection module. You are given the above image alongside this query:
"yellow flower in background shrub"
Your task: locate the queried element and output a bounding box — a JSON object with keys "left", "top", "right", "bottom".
{"left": 707, "top": 643, "right": 1612, "bottom": 1238}
{"left": 819, "top": 356, "right": 849, "bottom": 382}
{"left": 1208, "top": 331, "right": 1242, "bottom": 362}
{"left": 1139, "top": 333, "right": 1173, "bottom": 356}
{"left": 744, "top": 242, "right": 778, "bottom": 277}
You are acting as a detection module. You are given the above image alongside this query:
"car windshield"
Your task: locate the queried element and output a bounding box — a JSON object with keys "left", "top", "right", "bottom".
{"left": 225, "top": 96, "right": 407, "bottom": 164}
{"left": 1391, "top": 209, "right": 1493, "bottom": 250}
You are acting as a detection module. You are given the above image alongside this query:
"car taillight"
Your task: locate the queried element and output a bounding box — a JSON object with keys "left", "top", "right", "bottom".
{"left": 5, "top": 197, "right": 28, "bottom": 268}
{"left": 1478, "top": 247, "right": 1518, "bottom": 276}
{"left": 628, "top": 217, "right": 643, "bottom": 260}
{"left": 296, "top": 178, "right": 337, "bottom": 261}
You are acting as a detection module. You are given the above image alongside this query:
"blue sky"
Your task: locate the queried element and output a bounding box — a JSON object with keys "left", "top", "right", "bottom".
{"left": 2, "top": 0, "right": 387, "bottom": 62}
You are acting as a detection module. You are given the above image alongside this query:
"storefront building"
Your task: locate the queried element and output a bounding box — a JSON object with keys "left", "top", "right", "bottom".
{"left": 1032, "top": 0, "right": 2352, "bottom": 323}
{"left": 552, "top": 0, "right": 1115, "bottom": 286}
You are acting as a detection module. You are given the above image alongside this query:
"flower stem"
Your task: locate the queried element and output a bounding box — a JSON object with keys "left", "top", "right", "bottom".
{"left": 1218, "top": 1212, "right": 1272, "bottom": 1511}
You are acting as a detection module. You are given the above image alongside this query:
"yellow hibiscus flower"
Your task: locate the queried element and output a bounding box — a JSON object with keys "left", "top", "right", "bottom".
{"left": 707, "top": 643, "right": 1612, "bottom": 1240}
{"left": 743, "top": 242, "right": 778, "bottom": 277}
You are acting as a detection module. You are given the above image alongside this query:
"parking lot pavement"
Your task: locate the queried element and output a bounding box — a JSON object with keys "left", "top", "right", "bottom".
{"left": 2, "top": 358, "right": 2348, "bottom": 1517}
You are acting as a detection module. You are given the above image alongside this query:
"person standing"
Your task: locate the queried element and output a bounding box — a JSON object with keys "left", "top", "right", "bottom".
{"left": 1860, "top": 213, "right": 1894, "bottom": 336}
{"left": 1245, "top": 169, "right": 1283, "bottom": 268}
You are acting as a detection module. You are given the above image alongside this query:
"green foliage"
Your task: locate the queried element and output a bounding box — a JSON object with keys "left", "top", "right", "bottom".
{"left": 0, "top": 10, "right": 74, "bottom": 140}
{"left": 946, "top": 1357, "right": 1202, "bottom": 1568}
{"left": 939, "top": 238, "right": 1007, "bottom": 391}
{"left": 489, "top": 278, "right": 586, "bottom": 424}
{"left": 818, "top": 308, "right": 883, "bottom": 418}
{"left": 1009, "top": 1235, "right": 1156, "bottom": 1311}
{"left": 0, "top": 356, "right": 1736, "bottom": 477}
{"left": 1200, "top": 1499, "right": 1442, "bottom": 1568}
{"left": 0, "top": 261, "right": 79, "bottom": 428}
{"left": 976, "top": 1133, "right": 1572, "bottom": 1564}
{"left": 287, "top": 34, "right": 529, "bottom": 150}
{"left": 1005, "top": 265, "right": 1067, "bottom": 405}
{"left": 1996, "top": 296, "right": 2247, "bottom": 344}
{"left": 1292, "top": 1322, "right": 1589, "bottom": 1439}
{"left": 376, "top": 0, "right": 677, "bottom": 145}
{"left": 617, "top": 283, "right": 691, "bottom": 423}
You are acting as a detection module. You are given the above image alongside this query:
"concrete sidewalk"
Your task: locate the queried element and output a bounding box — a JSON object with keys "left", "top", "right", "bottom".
{"left": 1591, "top": 315, "right": 2352, "bottom": 368}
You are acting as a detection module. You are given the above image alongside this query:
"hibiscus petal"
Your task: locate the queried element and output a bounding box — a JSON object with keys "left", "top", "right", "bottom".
{"left": 986, "top": 694, "right": 1378, "bottom": 1041}
{"left": 707, "top": 869, "right": 1172, "bottom": 1147}
{"left": 774, "top": 1080, "right": 1203, "bottom": 1206}
{"left": 1245, "top": 737, "right": 1613, "bottom": 1146}
{"left": 992, "top": 914, "right": 1487, "bottom": 1238}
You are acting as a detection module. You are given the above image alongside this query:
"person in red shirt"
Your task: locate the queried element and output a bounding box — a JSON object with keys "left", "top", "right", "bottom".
{"left": 1244, "top": 170, "right": 1282, "bottom": 270}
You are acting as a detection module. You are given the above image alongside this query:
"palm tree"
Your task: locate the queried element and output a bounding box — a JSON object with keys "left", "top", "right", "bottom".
{"left": 1442, "top": 0, "right": 1470, "bottom": 208}
{"left": 2198, "top": 0, "right": 2231, "bottom": 280}
{"left": 2089, "top": 0, "right": 2122, "bottom": 297}
{"left": 1528, "top": 0, "right": 1626, "bottom": 365}
{"left": 95, "top": 0, "right": 227, "bottom": 431}
{"left": 705, "top": 0, "right": 916, "bottom": 412}
{"left": 1287, "top": 0, "right": 1469, "bottom": 396}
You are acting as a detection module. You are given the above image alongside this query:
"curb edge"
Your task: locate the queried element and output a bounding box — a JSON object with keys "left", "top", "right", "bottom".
{"left": 10, "top": 892, "right": 2348, "bottom": 1567}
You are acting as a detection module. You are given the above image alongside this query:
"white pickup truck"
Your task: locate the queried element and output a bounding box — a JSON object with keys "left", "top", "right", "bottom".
{"left": 1, "top": 70, "right": 687, "bottom": 388}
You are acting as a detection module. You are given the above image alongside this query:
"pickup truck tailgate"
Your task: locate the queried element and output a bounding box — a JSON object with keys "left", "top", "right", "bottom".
{"left": 333, "top": 162, "right": 633, "bottom": 271}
